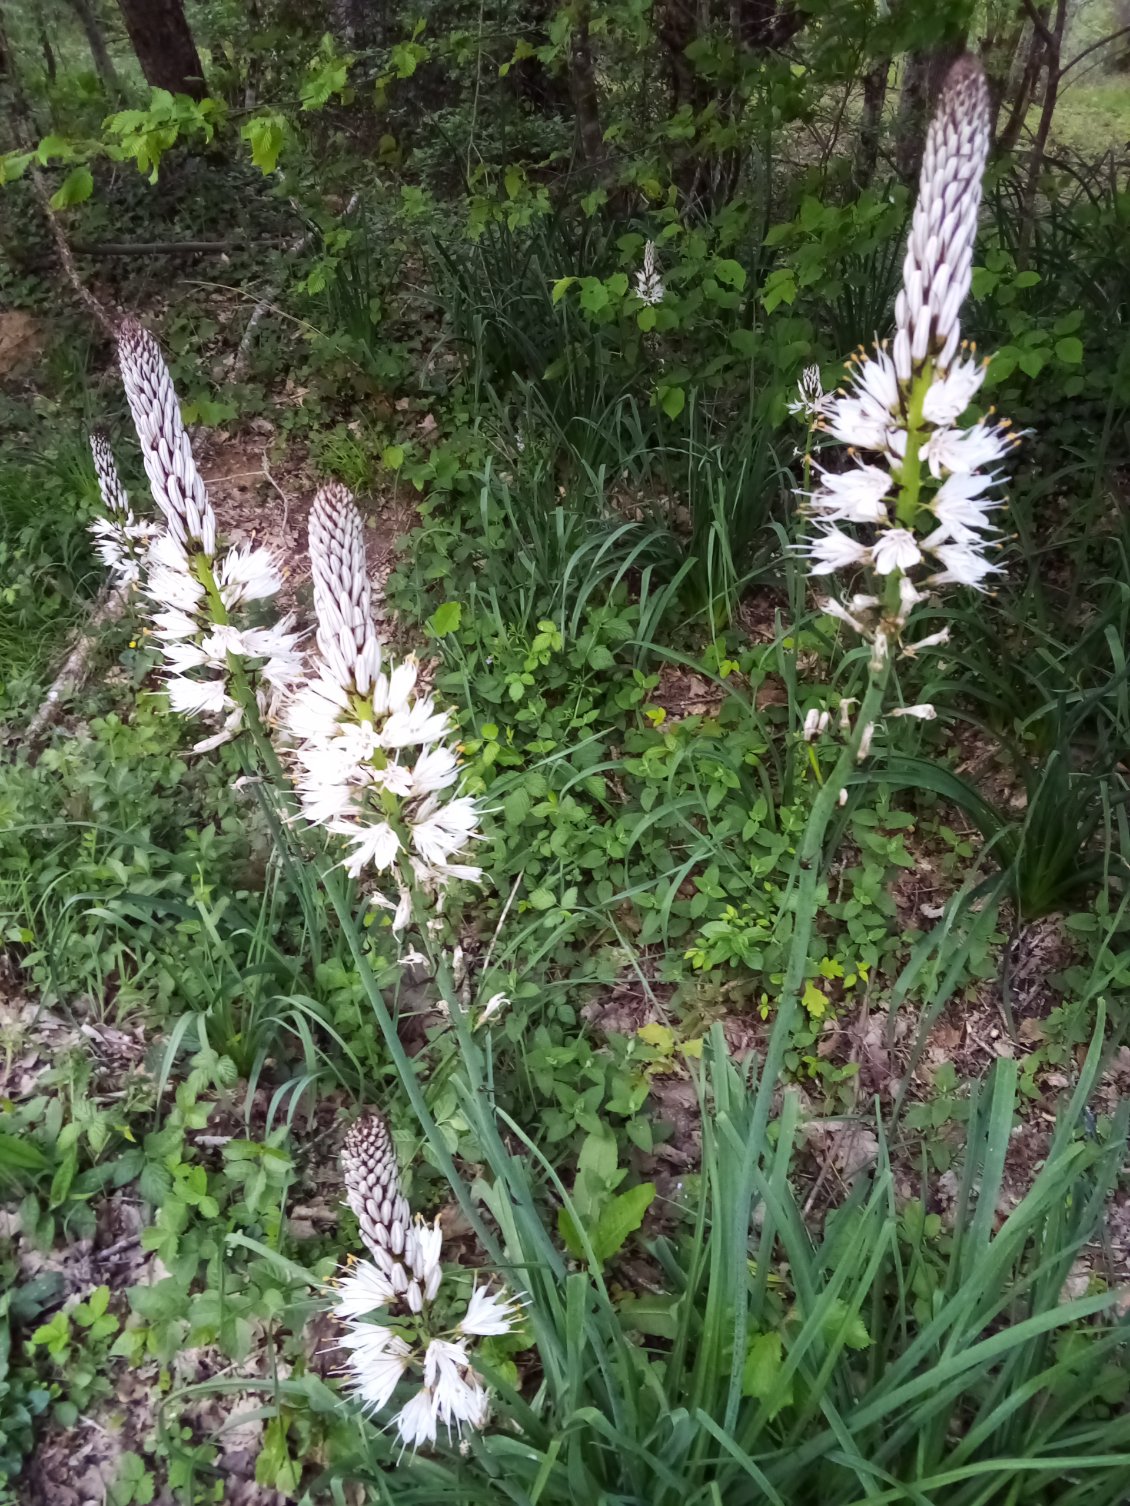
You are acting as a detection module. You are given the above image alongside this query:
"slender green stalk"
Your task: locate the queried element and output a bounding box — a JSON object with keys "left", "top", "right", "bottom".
{"left": 320, "top": 871, "right": 504, "bottom": 1265}
{"left": 748, "top": 664, "right": 891, "bottom": 1157}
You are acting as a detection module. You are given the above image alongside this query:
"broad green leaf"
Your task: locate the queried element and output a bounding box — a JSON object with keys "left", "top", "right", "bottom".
{"left": 579, "top": 277, "right": 609, "bottom": 314}
{"left": 429, "top": 601, "right": 462, "bottom": 635}
{"left": 36, "top": 134, "right": 73, "bottom": 164}
{"left": 658, "top": 384, "right": 685, "bottom": 419}
{"left": 618, "top": 1292, "right": 681, "bottom": 1339}
{"left": 1054, "top": 336, "right": 1083, "bottom": 365}
{"left": 590, "top": 1181, "right": 655, "bottom": 1263}
{"left": 551, "top": 276, "right": 576, "bottom": 304}
{"left": 713, "top": 257, "right": 746, "bottom": 290}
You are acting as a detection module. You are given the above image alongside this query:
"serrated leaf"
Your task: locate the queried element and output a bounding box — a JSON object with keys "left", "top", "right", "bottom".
{"left": 742, "top": 1330, "right": 783, "bottom": 1398}
{"left": 241, "top": 113, "right": 286, "bottom": 174}
{"left": 503, "top": 787, "right": 531, "bottom": 827}
{"left": 50, "top": 166, "right": 93, "bottom": 209}
{"left": 821, "top": 1297, "right": 871, "bottom": 1350}
{"left": 528, "top": 886, "right": 555, "bottom": 910}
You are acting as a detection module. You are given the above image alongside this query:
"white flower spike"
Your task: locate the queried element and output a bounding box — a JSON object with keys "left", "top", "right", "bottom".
{"left": 334, "top": 1117, "right": 523, "bottom": 1453}
{"left": 636, "top": 239, "right": 664, "bottom": 306}
{"left": 113, "top": 318, "right": 301, "bottom": 751}
{"left": 285, "top": 485, "right": 482, "bottom": 904}
{"left": 794, "top": 57, "right": 1013, "bottom": 663}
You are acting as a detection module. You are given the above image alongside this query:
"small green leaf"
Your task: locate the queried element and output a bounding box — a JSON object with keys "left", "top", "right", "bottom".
{"left": 382, "top": 444, "right": 405, "bottom": 470}
{"left": 551, "top": 276, "right": 576, "bottom": 305}
{"left": 1054, "top": 336, "right": 1083, "bottom": 365}
{"left": 637, "top": 305, "right": 657, "bottom": 331}
{"left": 1017, "top": 348, "right": 1047, "bottom": 378}
{"left": 528, "top": 887, "right": 555, "bottom": 911}
{"left": 429, "top": 601, "right": 462, "bottom": 635}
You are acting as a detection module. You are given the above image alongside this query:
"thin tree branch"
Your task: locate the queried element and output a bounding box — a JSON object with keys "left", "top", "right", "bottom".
{"left": 1019, "top": 0, "right": 1057, "bottom": 55}
{"left": 72, "top": 236, "right": 294, "bottom": 256}
{"left": 1060, "top": 23, "right": 1130, "bottom": 81}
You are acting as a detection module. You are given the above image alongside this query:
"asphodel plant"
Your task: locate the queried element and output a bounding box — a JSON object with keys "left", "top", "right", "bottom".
{"left": 757, "top": 55, "right": 1013, "bottom": 1152}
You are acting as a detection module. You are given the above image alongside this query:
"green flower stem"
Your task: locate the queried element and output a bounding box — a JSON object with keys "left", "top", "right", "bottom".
{"left": 321, "top": 872, "right": 505, "bottom": 1266}
{"left": 893, "top": 366, "right": 933, "bottom": 528}
{"left": 748, "top": 663, "right": 890, "bottom": 1155}
{"left": 884, "top": 364, "right": 935, "bottom": 621}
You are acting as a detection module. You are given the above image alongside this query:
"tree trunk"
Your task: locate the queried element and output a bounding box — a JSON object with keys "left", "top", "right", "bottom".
{"left": 115, "top": 0, "right": 205, "bottom": 98}
{"left": 1016, "top": 0, "right": 1068, "bottom": 267}
{"left": 997, "top": 8, "right": 1049, "bottom": 155}
{"left": 854, "top": 57, "right": 890, "bottom": 187}
{"left": 327, "top": 0, "right": 378, "bottom": 48}
{"left": 979, "top": 3, "right": 1027, "bottom": 132}
{"left": 734, "top": 0, "right": 803, "bottom": 49}
{"left": 65, "top": 0, "right": 121, "bottom": 97}
{"left": 658, "top": 0, "right": 703, "bottom": 116}
{"left": 894, "top": 52, "right": 929, "bottom": 183}
{"left": 38, "top": 12, "right": 57, "bottom": 84}
{"left": 569, "top": 5, "right": 606, "bottom": 176}
{"left": 894, "top": 37, "right": 965, "bottom": 184}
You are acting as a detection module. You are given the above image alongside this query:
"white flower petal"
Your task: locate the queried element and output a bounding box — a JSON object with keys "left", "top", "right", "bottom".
{"left": 871, "top": 528, "right": 922, "bottom": 575}
{"left": 458, "top": 1285, "right": 522, "bottom": 1338}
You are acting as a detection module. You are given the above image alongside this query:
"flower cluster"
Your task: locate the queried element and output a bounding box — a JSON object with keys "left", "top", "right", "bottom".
{"left": 112, "top": 319, "right": 303, "bottom": 752}
{"left": 88, "top": 432, "right": 160, "bottom": 588}
{"left": 334, "top": 1114, "right": 522, "bottom": 1449}
{"left": 635, "top": 239, "right": 664, "bottom": 305}
{"left": 284, "top": 485, "right": 481, "bottom": 914}
{"left": 799, "top": 57, "right": 1015, "bottom": 659}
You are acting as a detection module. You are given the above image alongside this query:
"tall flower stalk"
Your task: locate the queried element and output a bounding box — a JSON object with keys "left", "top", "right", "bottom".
{"left": 333, "top": 1112, "right": 522, "bottom": 1450}
{"left": 801, "top": 57, "right": 1012, "bottom": 674}
{"left": 113, "top": 319, "right": 303, "bottom": 753}
{"left": 284, "top": 485, "right": 482, "bottom": 922}
{"left": 763, "top": 57, "right": 1006, "bottom": 1149}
